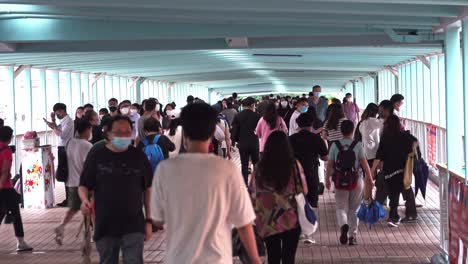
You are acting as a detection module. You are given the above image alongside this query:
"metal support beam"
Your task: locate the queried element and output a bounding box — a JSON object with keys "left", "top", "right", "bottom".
{"left": 23, "top": 66, "right": 33, "bottom": 131}
{"left": 463, "top": 18, "right": 468, "bottom": 184}
{"left": 14, "top": 65, "right": 29, "bottom": 79}
{"left": 417, "top": 55, "right": 431, "bottom": 69}
{"left": 384, "top": 66, "right": 399, "bottom": 78}
{"left": 0, "top": 42, "right": 16, "bottom": 52}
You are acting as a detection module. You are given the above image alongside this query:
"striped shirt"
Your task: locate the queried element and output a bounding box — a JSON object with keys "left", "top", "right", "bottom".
{"left": 324, "top": 118, "right": 347, "bottom": 142}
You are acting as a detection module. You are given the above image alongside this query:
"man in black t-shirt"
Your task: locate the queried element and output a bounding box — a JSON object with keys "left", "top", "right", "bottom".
{"left": 79, "top": 116, "right": 153, "bottom": 264}
{"left": 290, "top": 113, "right": 328, "bottom": 208}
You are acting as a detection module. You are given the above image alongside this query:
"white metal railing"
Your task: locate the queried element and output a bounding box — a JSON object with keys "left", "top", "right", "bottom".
{"left": 402, "top": 118, "right": 447, "bottom": 166}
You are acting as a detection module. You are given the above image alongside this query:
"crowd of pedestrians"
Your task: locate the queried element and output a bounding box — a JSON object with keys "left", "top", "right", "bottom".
{"left": 0, "top": 85, "right": 423, "bottom": 264}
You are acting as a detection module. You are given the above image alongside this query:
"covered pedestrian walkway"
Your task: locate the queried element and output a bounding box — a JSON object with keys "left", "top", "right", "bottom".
{"left": 0, "top": 1, "right": 467, "bottom": 263}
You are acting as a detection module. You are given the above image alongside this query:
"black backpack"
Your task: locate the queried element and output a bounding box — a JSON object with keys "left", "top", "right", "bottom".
{"left": 333, "top": 141, "right": 359, "bottom": 190}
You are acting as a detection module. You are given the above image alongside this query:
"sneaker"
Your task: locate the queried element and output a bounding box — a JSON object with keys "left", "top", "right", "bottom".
{"left": 349, "top": 237, "right": 358, "bottom": 246}
{"left": 16, "top": 241, "right": 33, "bottom": 252}
{"left": 57, "top": 200, "right": 68, "bottom": 207}
{"left": 387, "top": 218, "right": 401, "bottom": 227}
{"left": 54, "top": 225, "right": 65, "bottom": 246}
{"left": 340, "top": 224, "right": 349, "bottom": 245}
{"left": 401, "top": 216, "right": 418, "bottom": 223}
{"left": 302, "top": 235, "right": 316, "bottom": 244}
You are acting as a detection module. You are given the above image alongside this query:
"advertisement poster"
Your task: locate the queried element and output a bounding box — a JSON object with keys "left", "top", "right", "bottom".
{"left": 426, "top": 125, "right": 437, "bottom": 165}
{"left": 448, "top": 176, "right": 461, "bottom": 262}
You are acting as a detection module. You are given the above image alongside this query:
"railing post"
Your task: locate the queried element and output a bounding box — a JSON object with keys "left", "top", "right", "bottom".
{"left": 463, "top": 18, "right": 468, "bottom": 185}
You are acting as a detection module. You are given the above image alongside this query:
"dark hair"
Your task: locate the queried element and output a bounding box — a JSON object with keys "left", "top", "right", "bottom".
{"left": 0, "top": 118, "right": 3, "bottom": 127}
{"left": 187, "top": 95, "right": 194, "bottom": 104}
{"left": 83, "top": 103, "right": 94, "bottom": 109}
{"left": 131, "top": 103, "right": 140, "bottom": 110}
{"left": 145, "top": 98, "right": 157, "bottom": 112}
{"left": 232, "top": 92, "right": 238, "bottom": 99}
{"left": 99, "top": 108, "right": 109, "bottom": 115}
{"left": 312, "top": 85, "right": 321, "bottom": 91}
{"left": 53, "top": 103, "right": 67, "bottom": 112}
{"left": 296, "top": 113, "right": 314, "bottom": 128}
{"left": 169, "top": 118, "right": 182, "bottom": 136}
{"left": 382, "top": 114, "right": 401, "bottom": 139}
{"left": 75, "top": 106, "right": 84, "bottom": 118}
{"left": 263, "top": 103, "right": 278, "bottom": 129}
{"left": 390, "top": 94, "right": 404, "bottom": 105}
{"left": 83, "top": 110, "right": 98, "bottom": 121}
{"left": 325, "top": 103, "right": 345, "bottom": 130}
{"left": 308, "top": 92, "right": 314, "bottom": 97}
{"left": 379, "top": 100, "right": 394, "bottom": 113}
{"left": 0, "top": 126, "right": 13, "bottom": 142}
{"left": 143, "top": 117, "right": 162, "bottom": 133}
{"left": 108, "top": 98, "right": 118, "bottom": 104}
{"left": 181, "top": 103, "right": 217, "bottom": 141}
{"left": 100, "top": 115, "right": 113, "bottom": 140}
{"left": 256, "top": 131, "right": 296, "bottom": 192}
{"left": 242, "top": 97, "right": 256, "bottom": 107}
{"left": 121, "top": 100, "right": 131, "bottom": 105}
{"left": 345, "top": 93, "right": 352, "bottom": 97}
{"left": 75, "top": 119, "right": 92, "bottom": 135}
{"left": 361, "top": 103, "right": 379, "bottom": 120}
{"left": 306, "top": 106, "right": 318, "bottom": 121}
{"left": 331, "top": 98, "right": 342, "bottom": 105}
{"left": 340, "top": 120, "right": 354, "bottom": 136}
{"left": 108, "top": 115, "right": 133, "bottom": 132}
{"left": 297, "top": 97, "right": 308, "bottom": 104}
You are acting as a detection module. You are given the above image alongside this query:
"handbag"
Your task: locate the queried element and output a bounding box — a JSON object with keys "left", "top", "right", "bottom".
{"left": 293, "top": 162, "right": 318, "bottom": 236}
{"left": 403, "top": 145, "right": 416, "bottom": 190}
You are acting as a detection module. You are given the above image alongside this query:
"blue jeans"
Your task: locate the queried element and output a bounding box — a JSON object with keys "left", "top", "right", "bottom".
{"left": 95, "top": 232, "right": 144, "bottom": 264}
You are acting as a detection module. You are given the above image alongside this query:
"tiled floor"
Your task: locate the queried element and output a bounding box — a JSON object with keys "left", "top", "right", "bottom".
{"left": 0, "top": 152, "right": 442, "bottom": 263}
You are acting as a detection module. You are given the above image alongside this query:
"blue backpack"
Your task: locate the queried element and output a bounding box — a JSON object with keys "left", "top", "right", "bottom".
{"left": 141, "top": 135, "right": 164, "bottom": 173}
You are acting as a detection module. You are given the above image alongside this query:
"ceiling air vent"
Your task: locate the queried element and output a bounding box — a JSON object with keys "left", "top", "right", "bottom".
{"left": 253, "top": 54, "right": 302, "bottom": 57}
{"left": 247, "top": 82, "right": 272, "bottom": 86}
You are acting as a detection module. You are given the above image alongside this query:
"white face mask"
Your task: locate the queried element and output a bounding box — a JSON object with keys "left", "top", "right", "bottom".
{"left": 155, "top": 104, "right": 161, "bottom": 111}
{"left": 120, "top": 107, "right": 130, "bottom": 115}
{"left": 281, "top": 101, "right": 288, "bottom": 108}
{"left": 130, "top": 109, "right": 138, "bottom": 115}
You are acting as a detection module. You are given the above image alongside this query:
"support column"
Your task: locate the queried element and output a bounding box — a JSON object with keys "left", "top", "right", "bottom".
{"left": 445, "top": 26, "right": 464, "bottom": 173}
{"left": 24, "top": 67, "right": 33, "bottom": 131}
{"left": 39, "top": 69, "right": 47, "bottom": 132}
{"left": 463, "top": 18, "right": 468, "bottom": 184}
{"left": 135, "top": 79, "right": 143, "bottom": 104}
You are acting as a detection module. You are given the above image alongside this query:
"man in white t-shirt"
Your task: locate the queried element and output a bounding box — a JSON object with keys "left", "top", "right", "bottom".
{"left": 289, "top": 98, "right": 309, "bottom": 136}
{"left": 150, "top": 103, "right": 261, "bottom": 264}
{"left": 54, "top": 119, "right": 93, "bottom": 246}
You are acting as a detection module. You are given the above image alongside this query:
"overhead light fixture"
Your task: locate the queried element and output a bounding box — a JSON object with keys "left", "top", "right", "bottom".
{"left": 225, "top": 37, "right": 249, "bottom": 48}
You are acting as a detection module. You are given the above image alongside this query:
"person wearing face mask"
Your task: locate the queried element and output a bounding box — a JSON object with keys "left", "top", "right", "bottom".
{"left": 44, "top": 103, "right": 74, "bottom": 207}
{"left": 288, "top": 98, "right": 308, "bottom": 136}
{"left": 390, "top": 94, "right": 406, "bottom": 130}
{"left": 342, "top": 93, "right": 360, "bottom": 125}
{"left": 119, "top": 100, "right": 140, "bottom": 139}
{"left": 108, "top": 98, "right": 119, "bottom": 117}
{"left": 98, "top": 108, "right": 109, "bottom": 122}
{"left": 308, "top": 85, "right": 329, "bottom": 122}
{"left": 54, "top": 119, "right": 93, "bottom": 246}
{"left": 79, "top": 115, "right": 154, "bottom": 264}
{"left": 131, "top": 103, "right": 141, "bottom": 116}
{"left": 277, "top": 97, "right": 293, "bottom": 129}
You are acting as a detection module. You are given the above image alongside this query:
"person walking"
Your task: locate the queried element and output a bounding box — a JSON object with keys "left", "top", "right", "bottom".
{"left": 136, "top": 117, "right": 175, "bottom": 160}
{"left": 54, "top": 119, "right": 93, "bottom": 246}
{"left": 231, "top": 97, "right": 261, "bottom": 185}
{"left": 289, "top": 98, "right": 308, "bottom": 136}
{"left": 277, "top": 97, "right": 293, "bottom": 129}
{"left": 255, "top": 103, "right": 288, "bottom": 156}
{"left": 150, "top": 103, "right": 261, "bottom": 264}
{"left": 308, "top": 85, "right": 329, "bottom": 122}
{"left": 118, "top": 100, "right": 140, "bottom": 139}
{"left": 79, "top": 116, "right": 153, "bottom": 264}
{"left": 0, "top": 126, "right": 33, "bottom": 252}
{"left": 250, "top": 131, "right": 308, "bottom": 264}
{"left": 342, "top": 93, "right": 360, "bottom": 125}
{"left": 371, "top": 115, "right": 418, "bottom": 227}
{"left": 357, "top": 103, "right": 382, "bottom": 166}
{"left": 137, "top": 98, "right": 159, "bottom": 142}
{"left": 323, "top": 103, "right": 347, "bottom": 146}
{"left": 289, "top": 113, "right": 328, "bottom": 244}
{"left": 326, "top": 120, "right": 373, "bottom": 246}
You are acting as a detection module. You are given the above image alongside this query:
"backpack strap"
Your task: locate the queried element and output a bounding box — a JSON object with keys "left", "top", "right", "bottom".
{"left": 141, "top": 138, "right": 149, "bottom": 147}
{"left": 334, "top": 140, "right": 344, "bottom": 151}
{"left": 152, "top": 134, "right": 161, "bottom": 145}
{"left": 348, "top": 140, "right": 359, "bottom": 151}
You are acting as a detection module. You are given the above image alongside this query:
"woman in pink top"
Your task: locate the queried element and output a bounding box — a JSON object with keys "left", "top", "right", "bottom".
{"left": 255, "top": 103, "right": 288, "bottom": 155}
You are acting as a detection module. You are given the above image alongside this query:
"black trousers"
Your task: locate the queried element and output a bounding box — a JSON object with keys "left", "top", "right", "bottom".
{"left": 304, "top": 169, "right": 319, "bottom": 208}
{"left": 0, "top": 188, "right": 24, "bottom": 237}
{"left": 239, "top": 145, "right": 259, "bottom": 185}
{"left": 264, "top": 227, "right": 301, "bottom": 264}
{"left": 379, "top": 173, "right": 417, "bottom": 220}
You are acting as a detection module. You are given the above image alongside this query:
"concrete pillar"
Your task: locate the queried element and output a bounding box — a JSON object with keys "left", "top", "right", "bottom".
{"left": 445, "top": 26, "right": 463, "bottom": 173}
